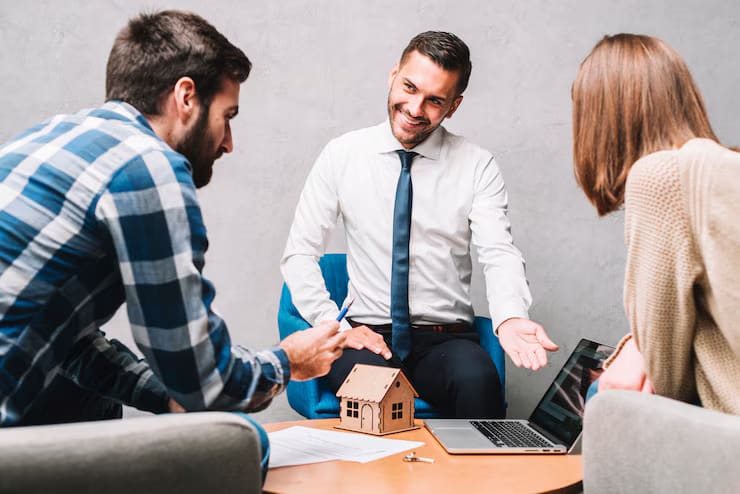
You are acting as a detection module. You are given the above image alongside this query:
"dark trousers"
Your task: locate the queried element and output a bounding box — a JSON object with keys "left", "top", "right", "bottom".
{"left": 17, "top": 374, "right": 122, "bottom": 426}
{"left": 327, "top": 328, "right": 505, "bottom": 418}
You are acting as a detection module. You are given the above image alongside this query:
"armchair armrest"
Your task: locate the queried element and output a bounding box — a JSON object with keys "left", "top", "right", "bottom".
{"left": 583, "top": 390, "right": 740, "bottom": 493}
{"left": 0, "top": 413, "right": 262, "bottom": 494}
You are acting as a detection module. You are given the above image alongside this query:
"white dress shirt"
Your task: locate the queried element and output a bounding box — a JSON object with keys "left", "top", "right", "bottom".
{"left": 281, "top": 121, "right": 532, "bottom": 331}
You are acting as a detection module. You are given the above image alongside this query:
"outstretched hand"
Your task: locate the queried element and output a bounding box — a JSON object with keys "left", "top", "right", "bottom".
{"left": 279, "top": 320, "right": 346, "bottom": 381}
{"left": 497, "top": 317, "right": 558, "bottom": 371}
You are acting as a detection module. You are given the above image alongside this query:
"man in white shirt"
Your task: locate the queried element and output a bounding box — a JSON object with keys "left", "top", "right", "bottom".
{"left": 281, "top": 31, "right": 557, "bottom": 418}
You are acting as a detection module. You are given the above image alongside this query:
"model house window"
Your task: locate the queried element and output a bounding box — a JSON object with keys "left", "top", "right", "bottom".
{"left": 391, "top": 402, "right": 403, "bottom": 420}
{"left": 346, "top": 400, "right": 359, "bottom": 418}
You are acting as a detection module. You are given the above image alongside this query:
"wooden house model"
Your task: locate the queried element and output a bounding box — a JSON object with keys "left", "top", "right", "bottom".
{"left": 335, "top": 363, "right": 420, "bottom": 435}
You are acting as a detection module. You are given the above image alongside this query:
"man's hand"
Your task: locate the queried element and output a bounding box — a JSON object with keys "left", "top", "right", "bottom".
{"left": 168, "top": 399, "right": 185, "bottom": 413}
{"left": 279, "top": 320, "right": 346, "bottom": 381}
{"left": 598, "top": 337, "right": 653, "bottom": 393}
{"left": 343, "top": 325, "right": 392, "bottom": 360}
{"left": 497, "top": 317, "right": 558, "bottom": 371}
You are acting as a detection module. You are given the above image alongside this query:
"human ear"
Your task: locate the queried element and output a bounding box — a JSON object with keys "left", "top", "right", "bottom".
{"left": 445, "top": 95, "right": 464, "bottom": 119}
{"left": 388, "top": 62, "right": 400, "bottom": 88}
{"left": 172, "top": 77, "right": 198, "bottom": 123}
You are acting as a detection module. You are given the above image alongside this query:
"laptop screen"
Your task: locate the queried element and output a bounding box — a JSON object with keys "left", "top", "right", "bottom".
{"left": 528, "top": 338, "right": 615, "bottom": 447}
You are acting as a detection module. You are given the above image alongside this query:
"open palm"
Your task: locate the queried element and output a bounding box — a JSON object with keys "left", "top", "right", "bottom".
{"left": 497, "top": 318, "right": 559, "bottom": 371}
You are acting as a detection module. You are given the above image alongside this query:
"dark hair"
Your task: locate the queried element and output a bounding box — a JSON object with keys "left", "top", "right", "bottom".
{"left": 400, "top": 31, "right": 472, "bottom": 95}
{"left": 106, "top": 10, "right": 252, "bottom": 115}
{"left": 572, "top": 34, "right": 716, "bottom": 215}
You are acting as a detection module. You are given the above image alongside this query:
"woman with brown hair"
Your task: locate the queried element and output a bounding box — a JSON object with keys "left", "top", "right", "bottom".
{"left": 572, "top": 34, "right": 739, "bottom": 414}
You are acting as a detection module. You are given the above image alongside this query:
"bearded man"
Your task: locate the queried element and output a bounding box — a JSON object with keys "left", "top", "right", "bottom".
{"left": 0, "top": 13, "right": 345, "bottom": 474}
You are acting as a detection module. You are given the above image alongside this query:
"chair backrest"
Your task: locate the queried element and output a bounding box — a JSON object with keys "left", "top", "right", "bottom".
{"left": 278, "top": 253, "right": 348, "bottom": 334}
{"left": 278, "top": 254, "right": 350, "bottom": 418}
{"left": 583, "top": 390, "right": 740, "bottom": 493}
{"left": 277, "top": 253, "right": 505, "bottom": 419}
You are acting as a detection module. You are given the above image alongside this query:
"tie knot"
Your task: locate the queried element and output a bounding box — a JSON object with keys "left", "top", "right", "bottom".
{"left": 396, "top": 150, "right": 418, "bottom": 170}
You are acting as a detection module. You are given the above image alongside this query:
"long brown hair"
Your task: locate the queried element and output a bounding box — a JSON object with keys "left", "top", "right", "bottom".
{"left": 572, "top": 34, "right": 717, "bottom": 215}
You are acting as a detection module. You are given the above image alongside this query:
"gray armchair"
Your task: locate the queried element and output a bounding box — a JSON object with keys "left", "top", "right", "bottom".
{"left": 0, "top": 412, "right": 262, "bottom": 494}
{"left": 583, "top": 390, "right": 740, "bottom": 493}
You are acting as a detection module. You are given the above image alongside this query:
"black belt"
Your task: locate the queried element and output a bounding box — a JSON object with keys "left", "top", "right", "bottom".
{"left": 348, "top": 319, "right": 472, "bottom": 334}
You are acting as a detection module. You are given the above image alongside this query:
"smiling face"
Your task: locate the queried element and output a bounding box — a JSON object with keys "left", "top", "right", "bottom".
{"left": 386, "top": 50, "right": 463, "bottom": 149}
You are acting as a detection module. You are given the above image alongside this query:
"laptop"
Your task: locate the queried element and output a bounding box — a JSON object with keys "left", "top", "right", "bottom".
{"left": 425, "top": 338, "right": 614, "bottom": 454}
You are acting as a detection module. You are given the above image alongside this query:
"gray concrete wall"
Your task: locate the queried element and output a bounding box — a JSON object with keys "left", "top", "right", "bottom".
{"left": 1, "top": 1, "right": 738, "bottom": 423}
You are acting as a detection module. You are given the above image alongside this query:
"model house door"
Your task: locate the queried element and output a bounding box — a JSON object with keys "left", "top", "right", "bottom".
{"left": 360, "top": 404, "right": 373, "bottom": 430}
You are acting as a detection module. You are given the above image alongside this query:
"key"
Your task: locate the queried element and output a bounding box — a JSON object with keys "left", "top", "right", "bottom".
{"left": 403, "top": 451, "right": 435, "bottom": 463}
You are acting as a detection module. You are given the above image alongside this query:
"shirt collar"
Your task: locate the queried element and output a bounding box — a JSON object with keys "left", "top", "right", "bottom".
{"left": 100, "top": 100, "right": 158, "bottom": 136}
{"left": 374, "top": 119, "right": 444, "bottom": 161}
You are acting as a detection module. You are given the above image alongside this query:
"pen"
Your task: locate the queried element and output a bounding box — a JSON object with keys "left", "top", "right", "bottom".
{"left": 336, "top": 298, "right": 355, "bottom": 321}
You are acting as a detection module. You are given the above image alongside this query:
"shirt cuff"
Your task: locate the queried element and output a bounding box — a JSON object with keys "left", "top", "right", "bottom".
{"left": 315, "top": 309, "right": 340, "bottom": 327}
{"left": 271, "top": 346, "right": 292, "bottom": 384}
{"left": 491, "top": 306, "right": 531, "bottom": 336}
{"left": 315, "top": 309, "right": 351, "bottom": 330}
{"left": 134, "top": 371, "right": 172, "bottom": 414}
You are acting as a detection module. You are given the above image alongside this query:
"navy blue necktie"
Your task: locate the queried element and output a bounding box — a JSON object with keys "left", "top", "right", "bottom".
{"left": 391, "top": 150, "right": 417, "bottom": 361}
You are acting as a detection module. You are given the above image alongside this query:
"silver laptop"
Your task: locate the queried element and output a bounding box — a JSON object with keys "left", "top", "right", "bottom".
{"left": 425, "top": 338, "right": 614, "bottom": 454}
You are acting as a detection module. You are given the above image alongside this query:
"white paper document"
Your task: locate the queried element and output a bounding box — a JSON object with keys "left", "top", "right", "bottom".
{"left": 268, "top": 426, "right": 424, "bottom": 468}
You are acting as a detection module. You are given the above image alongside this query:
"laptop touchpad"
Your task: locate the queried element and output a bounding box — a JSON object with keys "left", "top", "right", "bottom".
{"left": 444, "top": 429, "right": 496, "bottom": 448}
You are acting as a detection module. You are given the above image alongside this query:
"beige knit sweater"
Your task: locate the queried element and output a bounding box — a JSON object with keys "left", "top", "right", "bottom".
{"left": 618, "top": 138, "right": 740, "bottom": 414}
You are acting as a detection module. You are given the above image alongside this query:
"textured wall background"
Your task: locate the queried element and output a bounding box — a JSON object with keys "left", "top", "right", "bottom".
{"left": 1, "top": 1, "right": 738, "bottom": 422}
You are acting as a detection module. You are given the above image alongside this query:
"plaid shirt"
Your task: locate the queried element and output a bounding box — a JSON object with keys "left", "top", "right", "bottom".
{"left": 0, "top": 101, "right": 289, "bottom": 426}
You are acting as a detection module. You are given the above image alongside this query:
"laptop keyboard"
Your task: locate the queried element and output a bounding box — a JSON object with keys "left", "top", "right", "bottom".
{"left": 471, "top": 420, "right": 553, "bottom": 448}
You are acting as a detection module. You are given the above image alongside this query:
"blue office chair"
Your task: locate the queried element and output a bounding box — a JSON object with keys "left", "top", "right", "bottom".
{"left": 277, "top": 253, "right": 506, "bottom": 419}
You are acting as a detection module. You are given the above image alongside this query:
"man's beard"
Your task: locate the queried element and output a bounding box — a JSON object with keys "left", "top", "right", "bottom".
{"left": 177, "top": 106, "right": 220, "bottom": 188}
{"left": 387, "top": 96, "right": 435, "bottom": 148}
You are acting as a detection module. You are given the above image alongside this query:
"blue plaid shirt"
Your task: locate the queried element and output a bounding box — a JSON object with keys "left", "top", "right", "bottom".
{"left": 0, "top": 101, "right": 290, "bottom": 426}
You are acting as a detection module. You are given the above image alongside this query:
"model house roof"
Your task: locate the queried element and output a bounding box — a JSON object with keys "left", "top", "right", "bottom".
{"left": 335, "top": 364, "right": 419, "bottom": 402}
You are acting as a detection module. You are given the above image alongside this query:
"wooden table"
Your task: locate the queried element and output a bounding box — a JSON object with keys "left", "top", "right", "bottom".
{"left": 263, "top": 419, "right": 583, "bottom": 494}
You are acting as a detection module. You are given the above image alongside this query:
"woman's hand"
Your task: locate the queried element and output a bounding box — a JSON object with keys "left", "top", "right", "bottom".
{"left": 599, "top": 337, "right": 653, "bottom": 393}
